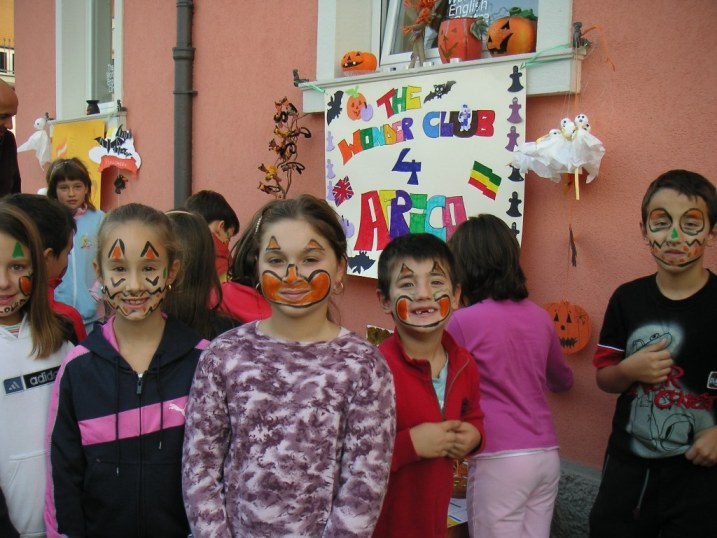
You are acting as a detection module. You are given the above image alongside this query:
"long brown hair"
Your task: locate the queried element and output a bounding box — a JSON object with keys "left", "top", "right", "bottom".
{"left": 163, "top": 210, "right": 227, "bottom": 339}
{"left": 449, "top": 214, "right": 528, "bottom": 305}
{"left": 0, "top": 203, "right": 70, "bottom": 357}
{"left": 46, "top": 157, "right": 96, "bottom": 210}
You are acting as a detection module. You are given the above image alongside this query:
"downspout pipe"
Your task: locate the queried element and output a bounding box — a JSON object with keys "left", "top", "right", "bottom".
{"left": 173, "top": 0, "right": 196, "bottom": 207}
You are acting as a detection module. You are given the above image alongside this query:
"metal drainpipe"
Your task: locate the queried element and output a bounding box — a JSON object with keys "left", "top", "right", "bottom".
{"left": 173, "top": 0, "right": 196, "bottom": 207}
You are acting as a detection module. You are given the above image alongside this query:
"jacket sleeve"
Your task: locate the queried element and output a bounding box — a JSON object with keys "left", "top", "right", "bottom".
{"left": 323, "top": 348, "right": 396, "bottom": 537}
{"left": 390, "top": 428, "right": 421, "bottom": 472}
{"left": 45, "top": 350, "right": 88, "bottom": 538}
{"left": 545, "top": 328, "right": 574, "bottom": 392}
{"left": 182, "top": 348, "right": 232, "bottom": 538}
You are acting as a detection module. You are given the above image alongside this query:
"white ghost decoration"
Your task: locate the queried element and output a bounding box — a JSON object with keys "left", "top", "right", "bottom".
{"left": 17, "top": 116, "right": 52, "bottom": 169}
{"left": 511, "top": 113, "right": 605, "bottom": 199}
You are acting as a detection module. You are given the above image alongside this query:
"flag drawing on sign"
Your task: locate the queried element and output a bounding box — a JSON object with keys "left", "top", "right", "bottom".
{"left": 332, "top": 176, "right": 354, "bottom": 206}
{"left": 468, "top": 161, "right": 501, "bottom": 200}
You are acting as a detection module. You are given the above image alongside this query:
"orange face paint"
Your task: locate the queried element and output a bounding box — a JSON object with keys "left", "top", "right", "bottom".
{"left": 261, "top": 268, "right": 331, "bottom": 308}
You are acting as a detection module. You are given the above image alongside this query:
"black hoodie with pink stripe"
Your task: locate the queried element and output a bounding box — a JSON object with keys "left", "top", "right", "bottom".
{"left": 45, "top": 316, "right": 207, "bottom": 538}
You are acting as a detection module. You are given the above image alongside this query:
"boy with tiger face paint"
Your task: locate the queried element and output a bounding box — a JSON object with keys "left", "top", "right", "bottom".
{"left": 591, "top": 170, "right": 717, "bottom": 537}
{"left": 374, "top": 232, "right": 484, "bottom": 538}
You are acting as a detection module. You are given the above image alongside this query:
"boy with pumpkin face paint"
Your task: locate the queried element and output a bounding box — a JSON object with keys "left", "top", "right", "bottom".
{"left": 590, "top": 170, "right": 717, "bottom": 537}
{"left": 373, "top": 233, "right": 484, "bottom": 538}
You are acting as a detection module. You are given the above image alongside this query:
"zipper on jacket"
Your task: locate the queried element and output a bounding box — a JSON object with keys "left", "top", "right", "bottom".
{"left": 136, "top": 371, "right": 145, "bottom": 537}
{"left": 441, "top": 357, "right": 470, "bottom": 420}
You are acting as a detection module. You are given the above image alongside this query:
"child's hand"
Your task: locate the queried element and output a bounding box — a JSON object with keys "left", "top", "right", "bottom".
{"left": 620, "top": 338, "right": 673, "bottom": 385}
{"left": 409, "top": 420, "right": 461, "bottom": 459}
{"left": 686, "top": 426, "right": 717, "bottom": 466}
{"left": 446, "top": 422, "right": 482, "bottom": 459}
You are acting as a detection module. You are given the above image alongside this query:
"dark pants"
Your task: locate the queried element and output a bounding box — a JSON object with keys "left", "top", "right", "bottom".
{"left": 589, "top": 452, "right": 717, "bottom": 538}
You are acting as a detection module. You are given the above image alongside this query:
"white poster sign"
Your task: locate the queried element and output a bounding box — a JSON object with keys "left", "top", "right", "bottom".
{"left": 324, "top": 62, "right": 527, "bottom": 278}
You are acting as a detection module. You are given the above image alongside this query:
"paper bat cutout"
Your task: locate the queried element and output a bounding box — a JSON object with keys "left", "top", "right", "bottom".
{"left": 425, "top": 81, "right": 456, "bottom": 102}
{"left": 326, "top": 90, "right": 344, "bottom": 125}
{"left": 348, "top": 251, "right": 376, "bottom": 274}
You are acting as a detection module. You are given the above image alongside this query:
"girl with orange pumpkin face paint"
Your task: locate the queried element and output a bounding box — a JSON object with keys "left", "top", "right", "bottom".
{"left": 182, "top": 195, "right": 395, "bottom": 537}
{"left": 259, "top": 237, "right": 332, "bottom": 309}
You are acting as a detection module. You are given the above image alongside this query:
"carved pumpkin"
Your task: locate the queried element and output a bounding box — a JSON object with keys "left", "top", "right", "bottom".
{"left": 437, "top": 18, "right": 483, "bottom": 63}
{"left": 486, "top": 7, "right": 538, "bottom": 57}
{"left": 544, "top": 300, "right": 592, "bottom": 354}
{"left": 341, "top": 51, "right": 378, "bottom": 75}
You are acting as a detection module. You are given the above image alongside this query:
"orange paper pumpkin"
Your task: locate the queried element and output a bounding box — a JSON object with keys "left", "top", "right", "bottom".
{"left": 544, "top": 300, "right": 592, "bottom": 354}
{"left": 341, "top": 51, "right": 377, "bottom": 75}
{"left": 346, "top": 92, "right": 367, "bottom": 120}
{"left": 486, "top": 8, "right": 538, "bottom": 57}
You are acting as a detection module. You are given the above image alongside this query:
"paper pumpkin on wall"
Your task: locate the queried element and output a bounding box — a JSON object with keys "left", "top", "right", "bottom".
{"left": 544, "top": 300, "right": 592, "bottom": 354}
{"left": 486, "top": 7, "right": 538, "bottom": 57}
{"left": 345, "top": 87, "right": 368, "bottom": 120}
{"left": 341, "top": 51, "right": 377, "bottom": 75}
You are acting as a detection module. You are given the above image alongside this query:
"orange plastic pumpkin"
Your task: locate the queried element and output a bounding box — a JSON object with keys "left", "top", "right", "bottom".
{"left": 486, "top": 7, "right": 538, "bottom": 57}
{"left": 437, "top": 18, "right": 483, "bottom": 63}
{"left": 544, "top": 300, "right": 592, "bottom": 354}
{"left": 341, "top": 51, "right": 378, "bottom": 75}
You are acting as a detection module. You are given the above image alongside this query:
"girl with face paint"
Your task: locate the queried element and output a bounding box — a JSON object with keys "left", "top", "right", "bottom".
{"left": 183, "top": 195, "right": 395, "bottom": 537}
{"left": 46, "top": 204, "right": 209, "bottom": 538}
{"left": 0, "top": 204, "right": 74, "bottom": 538}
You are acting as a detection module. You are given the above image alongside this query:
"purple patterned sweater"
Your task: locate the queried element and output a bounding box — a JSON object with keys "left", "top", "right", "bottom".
{"left": 182, "top": 321, "right": 396, "bottom": 537}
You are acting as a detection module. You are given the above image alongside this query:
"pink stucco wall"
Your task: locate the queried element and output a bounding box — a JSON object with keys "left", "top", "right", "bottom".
{"left": 14, "top": 0, "right": 717, "bottom": 469}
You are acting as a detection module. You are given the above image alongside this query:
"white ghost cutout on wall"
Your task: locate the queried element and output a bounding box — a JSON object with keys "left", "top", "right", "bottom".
{"left": 17, "top": 116, "right": 52, "bottom": 169}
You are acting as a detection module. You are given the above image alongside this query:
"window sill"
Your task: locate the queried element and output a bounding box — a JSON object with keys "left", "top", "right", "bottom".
{"left": 300, "top": 47, "right": 583, "bottom": 114}
{"left": 48, "top": 111, "right": 126, "bottom": 127}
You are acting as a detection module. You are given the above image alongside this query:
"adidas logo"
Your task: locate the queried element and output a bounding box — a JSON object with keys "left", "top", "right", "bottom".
{"left": 4, "top": 377, "right": 24, "bottom": 394}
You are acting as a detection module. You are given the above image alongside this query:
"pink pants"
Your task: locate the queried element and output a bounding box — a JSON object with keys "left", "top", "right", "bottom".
{"left": 467, "top": 450, "right": 560, "bottom": 538}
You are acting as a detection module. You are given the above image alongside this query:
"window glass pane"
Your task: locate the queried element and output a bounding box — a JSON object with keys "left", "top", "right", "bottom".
{"left": 383, "top": 0, "right": 540, "bottom": 63}
{"left": 387, "top": 2, "right": 441, "bottom": 55}
{"left": 91, "top": 0, "right": 114, "bottom": 104}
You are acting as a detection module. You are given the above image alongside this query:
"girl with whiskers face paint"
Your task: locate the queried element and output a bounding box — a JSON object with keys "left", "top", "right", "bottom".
{"left": 182, "top": 194, "right": 396, "bottom": 537}
{"left": 0, "top": 203, "right": 74, "bottom": 538}
{"left": 45, "top": 204, "right": 209, "bottom": 538}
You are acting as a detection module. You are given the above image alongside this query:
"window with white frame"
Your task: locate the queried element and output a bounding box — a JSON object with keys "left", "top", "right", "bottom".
{"left": 56, "top": 0, "right": 123, "bottom": 119}
{"left": 311, "top": 0, "right": 575, "bottom": 105}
